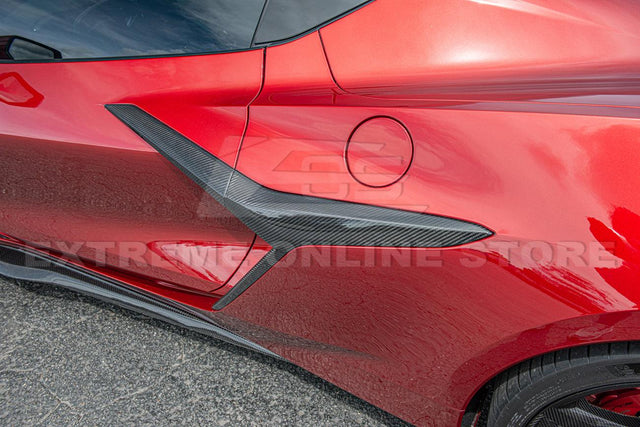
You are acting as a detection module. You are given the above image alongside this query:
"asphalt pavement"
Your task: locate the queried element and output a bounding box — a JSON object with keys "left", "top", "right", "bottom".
{"left": 0, "top": 276, "right": 409, "bottom": 426}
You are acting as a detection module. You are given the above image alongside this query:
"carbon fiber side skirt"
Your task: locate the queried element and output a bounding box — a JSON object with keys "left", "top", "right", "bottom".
{"left": 0, "top": 243, "right": 281, "bottom": 359}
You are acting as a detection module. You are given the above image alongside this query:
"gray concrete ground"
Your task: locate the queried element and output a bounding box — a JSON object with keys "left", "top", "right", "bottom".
{"left": 0, "top": 276, "right": 409, "bottom": 426}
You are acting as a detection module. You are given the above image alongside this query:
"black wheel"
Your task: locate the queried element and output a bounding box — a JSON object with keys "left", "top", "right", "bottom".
{"left": 487, "top": 343, "right": 640, "bottom": 426}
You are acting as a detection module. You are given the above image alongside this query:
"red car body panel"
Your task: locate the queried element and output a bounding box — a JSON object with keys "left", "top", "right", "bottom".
{"left": 0, "top": 51, "right": 263, "bottom": 303}
{"left": 2, "top": 1, "right": 640, "bottom": 426}
{"left": 322, "top": 0, "right": 640, "bottom": 98}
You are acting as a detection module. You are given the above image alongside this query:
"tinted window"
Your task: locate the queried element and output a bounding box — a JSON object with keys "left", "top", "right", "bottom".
{"left": 254, "top": 0, "right": 371, "bottom": 45}
{"left": 0, "top": 0, "right": 265, "bottom": 60}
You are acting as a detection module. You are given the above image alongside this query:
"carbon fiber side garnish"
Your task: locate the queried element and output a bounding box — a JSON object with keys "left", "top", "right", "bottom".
{"left": 105, "top": 104, "right": 493, "bottom": 309}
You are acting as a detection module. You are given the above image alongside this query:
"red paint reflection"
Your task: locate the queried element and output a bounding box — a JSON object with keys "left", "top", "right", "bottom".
{"left": 0, "top": 72, "right": 43, "bottom": 108}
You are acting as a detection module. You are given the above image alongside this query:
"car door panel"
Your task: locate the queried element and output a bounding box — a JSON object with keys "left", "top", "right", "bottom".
{"left": 0, "top": 51, "right": 263, "bottom": 299}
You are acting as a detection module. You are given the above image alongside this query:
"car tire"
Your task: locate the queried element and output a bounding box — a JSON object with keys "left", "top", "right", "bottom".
{"left": 487, "top": 342, "right": 640, "bottom": 426}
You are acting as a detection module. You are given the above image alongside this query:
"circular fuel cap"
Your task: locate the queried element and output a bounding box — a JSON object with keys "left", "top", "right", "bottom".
{"left": 345, "top": 117, "right": 414, "bottom": 188}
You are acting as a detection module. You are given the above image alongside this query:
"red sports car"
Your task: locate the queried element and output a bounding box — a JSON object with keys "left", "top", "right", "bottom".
{"left": 2, "top": 0, "right": 640, "bottom": 425}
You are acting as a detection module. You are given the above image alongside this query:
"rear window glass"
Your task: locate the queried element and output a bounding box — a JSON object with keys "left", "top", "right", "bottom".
{"left": 254, "top": 0, "right": 371, "bottom": 45}
{"left": 0, "top": 0, "right": 265, "bottom": 60}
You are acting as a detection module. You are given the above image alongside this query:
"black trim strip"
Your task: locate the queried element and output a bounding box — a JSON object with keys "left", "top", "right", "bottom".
{"left": 105, "top": 104, "right": 493, "bottom": 309}
{"left": 0, "top": 243, "right": 281, "bottom": 359}
{"left": 220, "top": 248, "right": 287, "bottom": 309}
{"left": 250, "top": 0, "right": 271, "bottom": 48}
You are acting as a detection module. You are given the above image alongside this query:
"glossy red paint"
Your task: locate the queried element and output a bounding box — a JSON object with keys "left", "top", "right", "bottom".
{"left": 345, "top": 116, "right": 414, "bottom": 188}
{"left": 2, "top": 1, "right": 640, "bottom": 426}
{"left": 320, "top": 0, "right": 640, "bottom": 99}
{"left": 0, "top": 51, "right": 263, "bottom": 303}
{"left": 0, "top": 72, "right": 43, "bottom": 107}
{"left": 225, "top": 2, "right": 640, "bottom": 423}
{"left": 217, "top": 236, "right": 272, "bottom": 294}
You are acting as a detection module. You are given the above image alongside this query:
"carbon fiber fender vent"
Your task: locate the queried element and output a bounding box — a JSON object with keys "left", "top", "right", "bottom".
{"left": 105, "top": 104, "right": 493, "bottom": 309}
